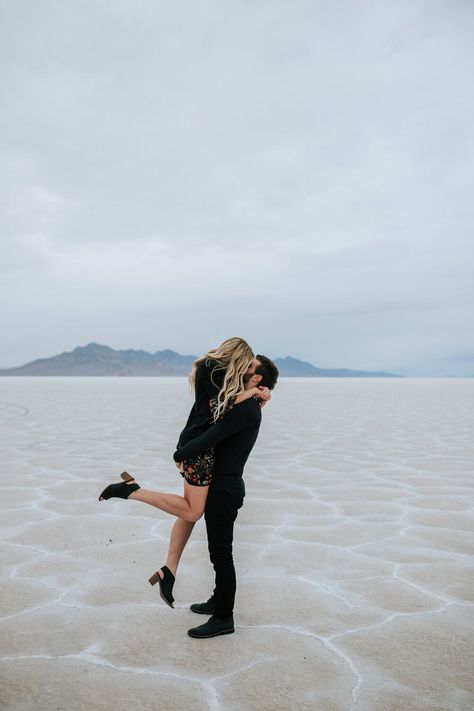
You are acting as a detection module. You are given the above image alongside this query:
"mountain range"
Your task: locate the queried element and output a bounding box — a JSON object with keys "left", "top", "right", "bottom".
{"left": 0, "top": 343, "right": 403, "bottom": 377}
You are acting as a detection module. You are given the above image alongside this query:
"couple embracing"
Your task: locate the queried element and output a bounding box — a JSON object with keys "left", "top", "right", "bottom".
{"left": 99, "top": 337, "right": 279, "bottom": 638}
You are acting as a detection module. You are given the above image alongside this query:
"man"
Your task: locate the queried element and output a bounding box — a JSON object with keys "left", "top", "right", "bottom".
{"left": 173, "top": 354, "right": 279, "bottom": 638}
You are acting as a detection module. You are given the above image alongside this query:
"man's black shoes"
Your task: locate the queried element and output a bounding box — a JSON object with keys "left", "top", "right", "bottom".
{"left": 190, "top": 597, "right": 216, "bottom": 615}
{"left": 187, "top": 615, "right": 234, "bottom": 638}
{"left": 188, "top": 599, "right": 235, "bottom": 638}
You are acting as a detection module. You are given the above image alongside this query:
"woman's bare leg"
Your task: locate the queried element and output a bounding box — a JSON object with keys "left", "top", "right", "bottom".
{"left": 160, "top": 518, "right": 195, "bottom": 578}
{"left": 128, "top": 479, "right": 209, "bottom": 523}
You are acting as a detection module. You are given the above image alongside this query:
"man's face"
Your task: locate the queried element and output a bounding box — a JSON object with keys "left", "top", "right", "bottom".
{"left": 244, "top": 358, "right": 262, "bottom": 388}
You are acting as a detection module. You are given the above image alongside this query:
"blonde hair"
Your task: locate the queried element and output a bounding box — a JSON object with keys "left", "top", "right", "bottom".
{"left": 189, "top": 337, "right": 254, "bottom": 421}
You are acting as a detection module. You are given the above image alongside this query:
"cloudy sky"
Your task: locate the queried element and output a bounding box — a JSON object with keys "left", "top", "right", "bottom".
{"left": 1, "top": 0, "right": 473, "bottom": 376}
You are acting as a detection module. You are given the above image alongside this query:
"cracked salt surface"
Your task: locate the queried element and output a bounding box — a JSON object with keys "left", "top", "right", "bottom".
{"left": 1, "top": 376, "right": 473, "bottom": 710}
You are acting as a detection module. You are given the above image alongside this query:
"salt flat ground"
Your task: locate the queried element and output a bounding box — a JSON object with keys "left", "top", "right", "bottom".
{"left": 0, "top": 377, "right": 473, "bottom": 711}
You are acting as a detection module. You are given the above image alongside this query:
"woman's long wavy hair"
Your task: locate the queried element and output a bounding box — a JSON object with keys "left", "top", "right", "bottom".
{"left": 189, "top": 337, "right": 254, "bottom": 421}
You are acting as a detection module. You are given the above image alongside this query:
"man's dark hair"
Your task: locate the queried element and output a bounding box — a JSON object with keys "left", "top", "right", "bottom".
{"left": 255, "top": 354, "right": 279, "bottom": 390}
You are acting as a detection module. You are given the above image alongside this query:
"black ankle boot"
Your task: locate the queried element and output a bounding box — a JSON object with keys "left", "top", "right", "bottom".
{"left": 149, "top": 565, "right": 175, "bottom": 608}
{"left": 98, "top": 472, "right": 140, "bottom": 501}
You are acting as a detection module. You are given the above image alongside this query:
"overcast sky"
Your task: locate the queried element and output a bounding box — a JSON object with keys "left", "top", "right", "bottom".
{"left": 1, "top": 0, "right": 473, "bottom": 376}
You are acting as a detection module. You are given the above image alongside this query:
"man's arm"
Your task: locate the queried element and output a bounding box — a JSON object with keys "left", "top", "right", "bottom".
{"left": 173, "top": 399, "right": 259, "bottom": 461}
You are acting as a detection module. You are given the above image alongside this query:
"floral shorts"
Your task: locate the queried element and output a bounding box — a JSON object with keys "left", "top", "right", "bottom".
{"left": 176, "top": 396, "right": 235, "bottom": 488}
{"left": 177, "top": 443, "right": 214, "bottom": 487}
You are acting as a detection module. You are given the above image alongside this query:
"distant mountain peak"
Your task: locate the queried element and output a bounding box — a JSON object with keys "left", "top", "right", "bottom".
{"left": 277, "top": 355, "right": 321, "bottom": 367}
{"left": 74, "top": 342, "right": 113, "bottom": 352}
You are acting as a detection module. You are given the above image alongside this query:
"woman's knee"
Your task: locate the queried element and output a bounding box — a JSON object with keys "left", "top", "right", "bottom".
{"left": 183, "top": 508, "right": 204, "bottom": 523}
{"left": 183, "top": 482, "right": 208, "bottom": 522}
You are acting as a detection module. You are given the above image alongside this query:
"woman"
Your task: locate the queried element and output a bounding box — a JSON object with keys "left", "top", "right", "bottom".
{"left": 99, "top": 337, "right": 269, "bottom": 607}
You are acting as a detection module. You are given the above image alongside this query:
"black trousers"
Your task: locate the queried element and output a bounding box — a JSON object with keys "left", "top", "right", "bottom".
{"left": 204, "top": 475, "right": 245, "bottom": 619}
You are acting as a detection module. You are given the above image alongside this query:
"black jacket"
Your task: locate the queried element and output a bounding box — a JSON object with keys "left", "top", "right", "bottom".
{"left": 178, "top": 359, "right": 225, "bottom": 446}
{"left": 174, "top": 397, "right": 261, "bottom": 477}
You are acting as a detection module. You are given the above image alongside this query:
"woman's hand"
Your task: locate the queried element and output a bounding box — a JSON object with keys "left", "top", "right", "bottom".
{"left": 175, "top": 461, "right": 185, "bottom": 473}
{"left": 235, "top": 386, "right": 261, "bottom": 404}
{"left": 257, "top": 386, "right": 272, "bottom": 407}
{"left": 235, "top": 385, "right": 272, "bottom": 405}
